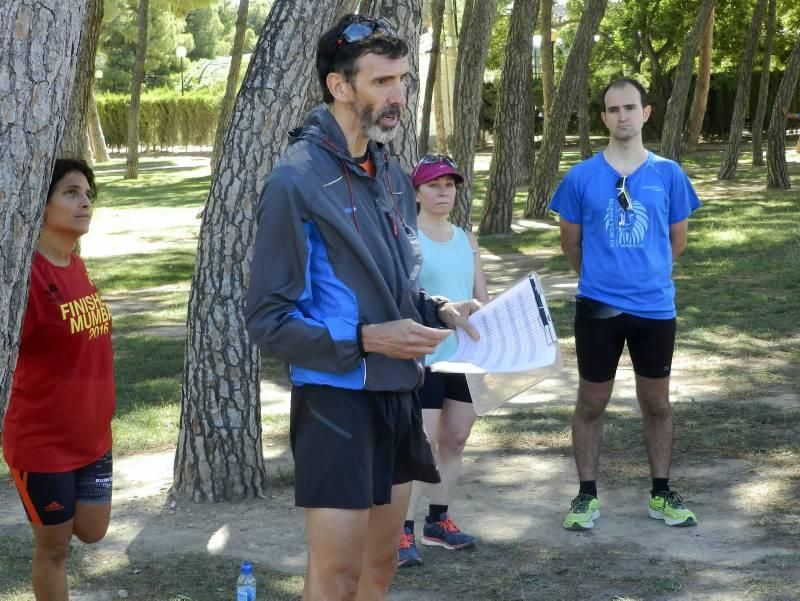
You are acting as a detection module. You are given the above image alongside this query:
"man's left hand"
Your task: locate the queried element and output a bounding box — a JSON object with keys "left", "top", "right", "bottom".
{"left": 438, "top": 299, "right": 482, "bottom": 341}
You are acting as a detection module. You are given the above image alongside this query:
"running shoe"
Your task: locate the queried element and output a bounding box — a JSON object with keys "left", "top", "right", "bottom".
{"left": 421, "top": 512, "right": 475, "bottom": 550}
{"left": 563, "top": 493, "right": 600, "bottom": 530}
{"left": 648, "top": 491, "right": 697, "bottom": 527}
{"left": 397, "top": 527, "right": 423, "bottom": 567}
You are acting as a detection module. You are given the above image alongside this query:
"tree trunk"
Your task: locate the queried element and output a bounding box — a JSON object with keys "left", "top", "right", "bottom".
{"left": 540, "top": 0, "right": 554, "bottom": 134}
{"left": 766, "top": 40, "right": 800, "bottom": 189}
{"left": 449, "top": 0, "right": 499, "bottom": 228}
{"left": 418, "top": 0, "right": 446, "bottom": 156}
{"left": 660, "top": 0, "right": 716, "bottom": 162}
{"left": 124, "top": 0, "right": 149, "bottom": 180}
{"left": 0, "top": 0, "right": 87, "bottom": 422}
{"left": 173, "top": 0, "right": 343, "bottom": 503}
{"left": 433, "top": 52, "right": 449, "bottom": 153}
{"left": 578, "top": 55, "right": 592, "bottom": 160}
{"left": 682, "top": 7, "right": 714, "bottom": 153}
{"left": 87, "top": 89, "right": 111, "bottom": 163}
{"left": 480, "top": 0, "right": 540, "bottom": 235}
{"left": 752, "top": 0, "right": 777, "bottom": 167}
{"left": 717, "top": 0, "right": 767, "bottom": 180}
{"left": 210, "top": 0, "right": 249, "bottom": 174}
{"left": 525, "top": 0, "right": 607, "bottom": 218}
{"left": 451, "top": 0, "right": 475, "bottom": 121}
{"left": 59, "top": 0, "right": 103, "bottom": 163}
{"left": 360, "top": 0, "right": 422, "bottom": 173}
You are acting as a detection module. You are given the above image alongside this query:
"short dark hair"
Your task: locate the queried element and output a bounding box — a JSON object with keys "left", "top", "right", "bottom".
{"left": 316, "top": 14, "right": 409, "bottom": 104}
{"left": 47, "top": 158, "right": 96, "bottom": 202}
{"left": 601, "top": 78, "right": 649, "bottom": 109}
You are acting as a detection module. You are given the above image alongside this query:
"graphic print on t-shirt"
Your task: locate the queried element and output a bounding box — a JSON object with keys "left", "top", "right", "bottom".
{"left": 58, "top": 291, "right": 111, "bottom": 339}
{"left": 604, "top": 196, "right": 649, "bottom": 248}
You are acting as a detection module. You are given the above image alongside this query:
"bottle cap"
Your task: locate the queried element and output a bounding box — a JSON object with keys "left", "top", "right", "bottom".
{"left": 241, "top": 561, "right": 252, "bottom": 575}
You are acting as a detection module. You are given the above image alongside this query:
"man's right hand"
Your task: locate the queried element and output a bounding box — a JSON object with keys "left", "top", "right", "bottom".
{"left": 361, "top": 320, "right": 451, "bottom": 360}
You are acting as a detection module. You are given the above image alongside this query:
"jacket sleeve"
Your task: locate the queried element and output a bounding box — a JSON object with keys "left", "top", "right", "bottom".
{"left": 244, "top": 170, "right": 364, "bottom": 373}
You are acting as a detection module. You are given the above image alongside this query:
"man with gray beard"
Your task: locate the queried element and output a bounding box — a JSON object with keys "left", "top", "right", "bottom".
{"left": 245, "top": 14, "right": 480, "bottom": 601}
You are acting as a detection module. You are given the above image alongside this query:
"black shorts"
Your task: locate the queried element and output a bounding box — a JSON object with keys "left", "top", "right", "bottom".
{"left": 418, "top": 369, "right": 473, "bottom": 410}
{"left": 575, "top": 302, "right": 676, "bottom": 383}
{"left": 10, "top": 450, "right": 113, "bottom": 526}
{"left": 290, "top": 385, "right": 440, "bottom": 509}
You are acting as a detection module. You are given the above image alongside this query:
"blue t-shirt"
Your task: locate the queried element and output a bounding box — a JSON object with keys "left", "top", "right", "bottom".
{"left": 549, "top": 151, "right": 701, "bottom": 319}
{"left": 418, "top": 225, "right": 475, "bottom": 364}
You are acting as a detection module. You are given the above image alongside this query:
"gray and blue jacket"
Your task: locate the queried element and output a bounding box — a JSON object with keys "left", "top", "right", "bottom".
{"left": 245, "top": 105, "right": 444, "bottom": 392}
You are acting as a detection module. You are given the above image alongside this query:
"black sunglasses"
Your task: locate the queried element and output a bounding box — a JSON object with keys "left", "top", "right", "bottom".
{"left": 616, "top": 176, "right": 632, "bottom": 211}
{"left": 418, "top": 154, "right": 458, "bottom": 168}
{"left": 328, "top": 18, "right": 397, "bottom": 73}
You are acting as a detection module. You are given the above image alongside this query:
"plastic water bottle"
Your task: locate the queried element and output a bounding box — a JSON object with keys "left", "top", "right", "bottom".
{"left": 236, "top": 561, "right": 256, "bottom": 601}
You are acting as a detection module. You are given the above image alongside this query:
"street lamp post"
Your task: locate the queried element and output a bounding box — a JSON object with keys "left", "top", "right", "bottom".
{"left": 175, "top": 45, "right": 187, "bottom": 96}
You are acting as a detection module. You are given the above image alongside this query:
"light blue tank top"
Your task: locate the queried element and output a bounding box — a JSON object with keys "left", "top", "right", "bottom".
{"left": 418, "top": 225, "right": 475, "bottom": 365}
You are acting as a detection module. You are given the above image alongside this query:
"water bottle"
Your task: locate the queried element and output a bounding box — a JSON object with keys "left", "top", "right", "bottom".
{"left": 236, "top": 561, "right": 256, "bottom": 601}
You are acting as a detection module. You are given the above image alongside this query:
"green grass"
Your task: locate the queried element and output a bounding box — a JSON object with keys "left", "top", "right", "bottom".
{"left": 84, "top": 249, "right": 196, "bottom": 292}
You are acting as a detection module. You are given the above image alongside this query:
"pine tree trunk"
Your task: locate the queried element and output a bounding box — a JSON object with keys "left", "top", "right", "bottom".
{"left": 173, "top": 0, "right": 343, "bottom": 503}
{"left": 124, "top": 0, "right": 149, "bottom": 180}
{"left": 480, "top": 0, "right": 540, "bottom": 235}
{"left": 0, "top": 0, "right": 87, "bottom": 422}
{"left": 717, "top": 0, "right": 767, "bottom": 180}
{"left": 360, "top": 0, "right": 422, "bottom": 173}
{"left": 449, "top": 0, "right": 499, "bottom": 228}
{"left": 766, "top": 40, "right": 800, "bottom": 189}
{"left": 540, "top": 0, "right": 554, "bottom": 134}
{"left": 525, "top": 0, "right": 607, "bottom": 218}
{"left": 210, "top": 0, "right": 249, "bottom": 174}
{"left": 682, "top": 7, "right": 714, "bottom": 153}
{"left": 451, "top": 0, "right": 475, "bottom": 122}
{"left": 660, "top": 0, "right": 716, "bottom": 162}
{"left": 752, "top": 0, "right": 777, "bottom": 167}
{"left": 418, "top": 0, "right": 446, "bottom": 156}
{"left": 87, "top": 89, "right": 111, "bottom": 163}
{"left": 59, "top": 0, "right": 103, "bottom": 163}
{"left": 433, "top": 54, "right": 449, "bottom": 153}
{"left": 578, "top": 56, "right": 592, "bottom": 160}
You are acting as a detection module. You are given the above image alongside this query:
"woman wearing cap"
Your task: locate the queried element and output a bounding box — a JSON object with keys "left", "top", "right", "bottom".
{"left": 3, "top": 159, "right": 115, "bottom": 600}
{"left": 398, "top": 154, "right": 490, "bottom": 567}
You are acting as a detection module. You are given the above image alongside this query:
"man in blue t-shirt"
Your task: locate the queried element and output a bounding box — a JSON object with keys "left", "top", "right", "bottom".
{"left": 549, "top": 78, "right": 701, "bottom": 531}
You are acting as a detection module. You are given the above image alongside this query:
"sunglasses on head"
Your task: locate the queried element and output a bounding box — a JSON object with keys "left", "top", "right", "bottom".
{"left": 328, "top": 18, "right": 397, "bottom": 73}
{"left": 616, "top": 176, "right": 632, "bottom": 211}
{"left": 418, "top": 154, "right": 458, "bottom": 168}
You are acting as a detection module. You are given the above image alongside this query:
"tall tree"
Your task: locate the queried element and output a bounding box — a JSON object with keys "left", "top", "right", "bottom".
{"left": 717, "top": 0, "right": 768, "bottom": 180}
{"left": 766, "top": 39, "right": 800, "bottom": 189}
{"left": 360, "top": 0, "right": 423, "bottom": 173}
{"left": 87, "top": 89, "right": 111, "bottom": 163}
{"left": 682, "top": 7, "right": 714, "bottom": 153}
{"left": 418, "top": 0, "right": 446, "bottom": 156}
{"left": 480, "top": 0, "right": 540, "bottom": 235}
{"left": 449, "top": 0, "right": 499, "bottom": 228}
{"left": 539, "top": 0, "right": 554, "bottom": 133}
{"left": 525, "top": 0, "right": 607, "bottom": 218}
{"left": 124, "top": 0, "right": 149, "bottom": 179}
{"left": 173, "top": 0, "right": 343, "bottom": 503}
{"left": 0, "top": 0, "right": 87, "bottom": 418}
{"left": 577, "top": 56, "right": 592, "bottom": 160}
{"left": 752, "top": 0, "right": 777, "bottom": 166}
{"left": 59, "top": 0, "right": 104, "bottom": 163}
{"left": 660, "top": 0, "right": 717, "bottom": 162}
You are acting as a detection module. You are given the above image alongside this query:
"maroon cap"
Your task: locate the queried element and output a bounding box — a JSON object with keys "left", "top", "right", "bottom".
{"left": 411, "top": 157, "right": 464, "bottom": 188}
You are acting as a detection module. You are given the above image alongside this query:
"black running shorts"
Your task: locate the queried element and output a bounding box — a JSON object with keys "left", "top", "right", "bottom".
{"left": 290, "top": 385, "right": 440, "bottom": 509}
{"left": 10, "top": 450, "right": 113, "bottom": 526}
{"left": 418, "top": 368, "right": 473, "bottom": 410}
{"left": 574, "top": 303, "right": 677, "bottom": 383}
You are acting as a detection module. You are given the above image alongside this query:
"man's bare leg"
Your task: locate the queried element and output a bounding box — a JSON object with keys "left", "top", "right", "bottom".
{"left": 635, "top": 374, "right": 672, "bottom": 479}
{"left": 572, "top": 378, "right": 615, "bottom": 480}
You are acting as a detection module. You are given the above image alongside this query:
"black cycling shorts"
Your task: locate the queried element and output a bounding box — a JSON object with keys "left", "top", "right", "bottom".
{"left": 290, "top": 385, "right": 440, "bottom": 509}
{"left": 574, "top": 302, "right": 677, "bottom": 383}
{"left": 10, "top": 450, "right": 113, "bottom": 526}
{"left": 418, "top": 368, "right": 472, "bottom": 410}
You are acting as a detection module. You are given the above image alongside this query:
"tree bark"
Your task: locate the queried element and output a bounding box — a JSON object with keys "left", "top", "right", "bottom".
{"left": 766, "top": 40, "right": 800, "bottom": 189}
{"left": 578, "top": 55, "right": 592, "bottom": 160}
{"left": 752, "top": 0, "right": 777, "bottom": 167}
{"left": 451, "top": 0, "right": 475, "bottom": 122}
{"left": 433, "top": 52, "right": 449, "bottom": 153}
{"left": 0, "top": 0, "right": 87, "bottom": 422}
{"left": 59, "top": 0, "right": 103, "bottom": 163}
{"left": 540, "top": 0, "right": 554, "bottom": 134}
{"left": 173, "top": 0, "right": 343, "bottom": 503}
{"left": 682, "top": 7, "right": 714, "bottom": 153}
{"left": 717, "top": 0, "right": 767, "bottom": 180}
{"left": 210, "top": 0, "right": 249, "bottom": 174}
{"left": 449, "top": 0, "right": 499, "bottom": 228}
{"left": 660, "top": 0, "right": 716, "bottom": 162}
{"left": 124, "top": 0, "right": 149, "bottom": 179}
{"left": 87, "top": 89, "right": 111, "bottom": 163}
{"left": 525, "top": 0, "right": 607, "bottom": 218}
{"left": 418, "top": 0, "right": 446, "bottom": 156}
{"left": 360, "top": 0, "right": 422, "bottom": 173}
{"left": 480, "top": 0, "right": 540, "bottom": 235}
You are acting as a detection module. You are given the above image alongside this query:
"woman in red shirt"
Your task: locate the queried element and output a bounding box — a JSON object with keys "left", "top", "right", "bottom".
{"left": 3, "top": 159, "right": 115, "bottom": 601}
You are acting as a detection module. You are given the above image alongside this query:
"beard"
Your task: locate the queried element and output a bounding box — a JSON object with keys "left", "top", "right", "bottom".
{"left": 359, "top": 103, "right": 402, "bottom": 144}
